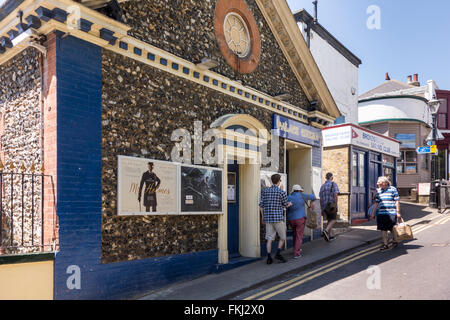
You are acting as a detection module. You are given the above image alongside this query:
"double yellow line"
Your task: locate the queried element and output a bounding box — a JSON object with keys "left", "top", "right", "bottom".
{"left": 412, "top": 214, "right": 450, "bottom": 234}
{"left": 245, "top": 214, "right": 450, "bottom": 300}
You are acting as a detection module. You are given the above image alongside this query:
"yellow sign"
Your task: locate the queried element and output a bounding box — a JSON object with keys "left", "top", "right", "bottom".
{"left": 430, "top": 145, "right": 437, "bottom": 153}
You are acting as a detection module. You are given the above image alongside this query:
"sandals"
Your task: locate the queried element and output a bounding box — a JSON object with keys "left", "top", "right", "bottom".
{"left": 380, "top": 244, "right": 390, "bottom": 251}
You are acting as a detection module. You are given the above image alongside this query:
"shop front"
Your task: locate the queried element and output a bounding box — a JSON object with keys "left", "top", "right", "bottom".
{"left": 322, "top": 124, "right": 400, "bottom": 224}
{"left": 0, "top": 0, "right": 341, "bottom": 299}
{"left": 273, "top": 114, "right": 324, "bottom": 238}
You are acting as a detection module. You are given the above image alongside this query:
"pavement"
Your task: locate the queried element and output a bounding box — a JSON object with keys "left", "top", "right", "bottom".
{"left": 137, "top": 201, "right": 440, "bottom": 300}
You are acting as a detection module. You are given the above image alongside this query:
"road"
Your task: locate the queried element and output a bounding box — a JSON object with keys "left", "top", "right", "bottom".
{"left": 233, "top": 210, "right": 450, "bottom": 300}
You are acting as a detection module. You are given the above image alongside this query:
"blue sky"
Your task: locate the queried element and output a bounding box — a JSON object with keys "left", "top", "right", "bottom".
{"left": 286, "top": 0, "right": 450, "bottom": 95}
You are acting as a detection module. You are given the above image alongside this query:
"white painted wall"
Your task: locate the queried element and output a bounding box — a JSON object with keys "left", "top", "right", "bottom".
{"left": 358, "top": 97, "right": 432, "bottom": 126}
{"left": 298, "top": 22, "right": 359, "bottom": 125}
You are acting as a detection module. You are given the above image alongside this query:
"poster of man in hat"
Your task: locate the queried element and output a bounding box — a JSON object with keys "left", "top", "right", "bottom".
{"left": 117, "top": 156, "right": 177, "bottom": 215}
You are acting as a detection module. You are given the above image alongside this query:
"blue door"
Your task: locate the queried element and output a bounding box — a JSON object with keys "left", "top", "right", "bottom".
{"left": 368, "top": 152, "right": 382, "bottom": 207}
{"left": 227, "top": 163, "right": 240, "bottom": 259}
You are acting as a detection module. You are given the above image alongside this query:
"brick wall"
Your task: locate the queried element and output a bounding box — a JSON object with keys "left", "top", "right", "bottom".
{"left": 43, "top": 33, "right": 58, "bottom": 249}
{"left": 322, "top": 146, "right": 350, "bottom": 220}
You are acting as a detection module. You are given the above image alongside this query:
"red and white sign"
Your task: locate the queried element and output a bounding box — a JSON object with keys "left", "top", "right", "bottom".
{"left": 322, "top": 124, "right": 400, "bottom": 157}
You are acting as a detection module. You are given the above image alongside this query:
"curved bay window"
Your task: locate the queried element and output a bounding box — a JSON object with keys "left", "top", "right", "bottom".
{"left": 397, "top": 150, "right": 417, "bottom": 174}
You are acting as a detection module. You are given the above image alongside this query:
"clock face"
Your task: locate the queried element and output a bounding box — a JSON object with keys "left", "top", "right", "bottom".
{"left": 223, "top": 13, "right": 251, "bottom": 58}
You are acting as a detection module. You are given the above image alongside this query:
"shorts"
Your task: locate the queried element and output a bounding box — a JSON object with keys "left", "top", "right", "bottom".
{"left": 322, "top": 210, "right": 337, "bottom": 221}
{"left": 377, "top": 214, "right": 397, "bottom": 231}
{"left": 265, "top": 221, "right": 286, "bottom": 241}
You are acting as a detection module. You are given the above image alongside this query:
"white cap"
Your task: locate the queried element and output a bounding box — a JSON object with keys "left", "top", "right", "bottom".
{"left": 292, "top": 184, "right": 304, "bottom": 192}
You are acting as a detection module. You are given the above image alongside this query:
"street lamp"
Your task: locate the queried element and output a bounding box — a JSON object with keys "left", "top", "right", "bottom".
{"left": 427, "top": 98, "right": 441, "bottom": 208}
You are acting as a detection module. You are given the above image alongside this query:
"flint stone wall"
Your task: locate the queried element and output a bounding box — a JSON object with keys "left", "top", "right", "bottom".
{"left": 0, "top": 48, "right": 43, "bottom": 253}
{"left": 119, "top": 0, "right": 309, "bottom": 110}
{"left": 101, "top": 50, "right": 285, "bottom": 263}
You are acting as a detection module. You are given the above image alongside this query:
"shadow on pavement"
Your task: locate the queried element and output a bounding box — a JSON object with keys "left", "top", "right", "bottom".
{"left": 263, "top": 241, "right": 424, "bottom": 300}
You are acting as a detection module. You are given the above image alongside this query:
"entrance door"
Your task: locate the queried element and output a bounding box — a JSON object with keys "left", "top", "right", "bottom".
{"left": 227, "top": 163, "right": 240, "bottom": 259}
{"left": 368, "top": 152, "right": 382, "bottom": 207}
{"left": 351, "top": 151, "right": 367, "bottom": 221}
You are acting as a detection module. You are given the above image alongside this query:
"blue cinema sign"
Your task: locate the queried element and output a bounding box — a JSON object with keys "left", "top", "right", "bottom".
{"left": 272, "top": 114, "right": 321, "bottom": 147}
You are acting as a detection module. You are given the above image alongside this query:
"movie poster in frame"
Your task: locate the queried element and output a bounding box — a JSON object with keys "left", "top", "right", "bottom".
{"left": 180, "top": 164, "right": 223, "bottom": 214}
{"left": 117, "top": 156, "right": 178, "bottom": 215}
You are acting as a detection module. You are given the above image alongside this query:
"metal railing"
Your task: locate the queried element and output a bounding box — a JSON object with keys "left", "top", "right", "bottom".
{"left": 0, "top": 162, "right": 55, "bottom": 255}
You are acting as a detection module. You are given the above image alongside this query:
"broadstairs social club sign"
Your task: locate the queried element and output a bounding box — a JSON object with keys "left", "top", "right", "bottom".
{"left": 322, "top": 124, "right": 400, "bottom": 157}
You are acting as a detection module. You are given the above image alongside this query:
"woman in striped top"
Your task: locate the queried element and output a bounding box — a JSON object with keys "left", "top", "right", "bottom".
{"left": 370, "top": 176, "right": 401, "bottom": 251}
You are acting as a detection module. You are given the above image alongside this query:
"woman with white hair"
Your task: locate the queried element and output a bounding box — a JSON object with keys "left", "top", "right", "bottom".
{"left": 370, "top": 176, "right": 401, "bottom": 251}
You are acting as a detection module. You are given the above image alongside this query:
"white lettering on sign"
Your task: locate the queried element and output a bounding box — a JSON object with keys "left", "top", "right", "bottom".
{"left": 277, "top": 119, "right": 300, "bottom": 136}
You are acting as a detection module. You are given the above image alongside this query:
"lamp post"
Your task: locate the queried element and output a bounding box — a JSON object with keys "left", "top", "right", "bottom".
{"left": 428, "top": 98, "right": 441, "bottom": 208}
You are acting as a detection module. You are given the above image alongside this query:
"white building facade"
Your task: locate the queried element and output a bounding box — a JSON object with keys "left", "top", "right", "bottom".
{"left": 294, "top": 9, "right": 361, "bottom": 125}
{"left": 359, "top": 76, "right": 440, "bottom": 196}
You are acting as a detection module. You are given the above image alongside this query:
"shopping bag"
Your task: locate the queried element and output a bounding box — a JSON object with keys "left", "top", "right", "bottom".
{"left": 393, "top": 217, "right": 414, "bottom": 241}
{"left": 306, "top": 207, "right": 318, "bottom": 229}
{"left": 301, "top": 193, "right": 318, "bottom": 229}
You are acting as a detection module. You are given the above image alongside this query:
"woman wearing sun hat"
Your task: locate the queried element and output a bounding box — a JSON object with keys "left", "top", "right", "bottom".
{"left": 287, "top": 184, "right": 316, "bottom": 258}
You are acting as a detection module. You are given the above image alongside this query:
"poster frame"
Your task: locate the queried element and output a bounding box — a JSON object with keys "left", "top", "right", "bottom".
{"left": 117, "top": 155, "right": 180, "bottom": 216}
{"left": 227, "top": 172, "right": 237, "bottom": 203}
{"left": 179, "top": 163, "right": 224, "bottom": 215}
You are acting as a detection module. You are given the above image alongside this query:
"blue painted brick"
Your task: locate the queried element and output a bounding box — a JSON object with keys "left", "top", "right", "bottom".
{"left": 52, "top": 34, "right": 223, "bottom": 300}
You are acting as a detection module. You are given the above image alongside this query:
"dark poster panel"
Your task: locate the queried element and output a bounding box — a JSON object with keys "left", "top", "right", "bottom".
{"left": 180, "top": 165, "right": 223, "bottom": 213}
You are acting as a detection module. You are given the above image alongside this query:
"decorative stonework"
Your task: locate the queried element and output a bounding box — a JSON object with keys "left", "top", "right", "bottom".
{"left": 101, "top": 49, "right": 285, "bottom": 263}
{"left": 214, "top": 0, "right": 261, "bottom": 73}
{"left": 119, "top": 0, "right": 306, "bottom": 108}
{"left": 0, "top": 48, "right": 43, "bottom": 253}
{"left": 223, "top": 12, "right": 251, "bottom": 58}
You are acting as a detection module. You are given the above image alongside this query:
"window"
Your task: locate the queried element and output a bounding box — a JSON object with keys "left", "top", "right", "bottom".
{"left": 359, "top": 155, "right": 365, "bottom": 187}
{"left": 438, "top": 113, "right": 447, "bottom": 129}
{"left": 438, "top": 98, "right": 448, "bottom": 129}
{"left": 397, "top": 150, "right": 418, "bottom": 174}
{"left": 352, "top": 153, "right": 358, "bottom": 187}
{"left": 352, "top": 152, "right": 365, "bottom": 187}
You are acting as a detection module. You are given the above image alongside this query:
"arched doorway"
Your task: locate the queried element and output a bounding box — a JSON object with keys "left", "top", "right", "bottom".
{"left": 211, "top": 114, "right": 269, "bottom": 264}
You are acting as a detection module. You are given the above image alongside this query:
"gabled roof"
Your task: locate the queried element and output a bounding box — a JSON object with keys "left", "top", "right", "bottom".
{"left": 254, "top": 0, "right": 340, "bottom": 119}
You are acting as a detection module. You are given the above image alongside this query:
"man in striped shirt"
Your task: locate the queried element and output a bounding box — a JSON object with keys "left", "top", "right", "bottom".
{"left": 370, "top": 176, "right": 401, "bottom": 251}
{"left": 259, "top": 174, "right": 292, "bottom": 264}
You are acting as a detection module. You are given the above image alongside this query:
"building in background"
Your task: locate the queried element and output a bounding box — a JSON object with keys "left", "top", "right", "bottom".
{"left": 322, "top": 123, "right": 400, "bottom": 225}
{"left": 359, "top": 73, "right": 439, "bottom": 197}
{"left": 294, "top": 7, "right": 361, "bottom": 125}
{"left": 436, "top": 90, "right": 450, "bottom": 180}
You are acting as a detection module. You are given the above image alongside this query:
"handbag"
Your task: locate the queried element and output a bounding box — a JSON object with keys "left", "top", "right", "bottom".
{"left": 393, "top": 217, "right": 414, "bottom": 242}
{"left": 324, "top": 182, "right": 337, "bottom": 215}
{"left": 301, "top": 193, "right": 318, "bottom": 229}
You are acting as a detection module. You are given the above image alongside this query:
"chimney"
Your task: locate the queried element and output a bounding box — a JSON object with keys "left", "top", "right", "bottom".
{"left": 411, "top": 73, "right": 420, "bottom": 86}
{"left": 313, "top": 0, "right": 318, "bottom": 24}
{"left": 407, "top": 75, "right": 413, "bottom": 84}
{"left": 385, "top": 72, "right": 391, "bottom": 81}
